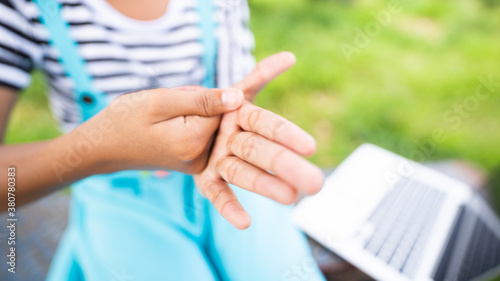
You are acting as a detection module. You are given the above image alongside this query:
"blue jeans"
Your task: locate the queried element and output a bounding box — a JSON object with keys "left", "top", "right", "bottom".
{"left": 46, "top": 171, "right": 325, "bottom": 281}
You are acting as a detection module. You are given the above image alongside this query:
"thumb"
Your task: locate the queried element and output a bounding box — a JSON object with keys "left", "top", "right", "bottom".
{"left": 156, "top": 88, "right": 244, "bottom": 118}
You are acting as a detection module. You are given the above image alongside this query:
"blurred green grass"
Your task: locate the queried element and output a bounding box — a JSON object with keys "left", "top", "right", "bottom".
{"left": 5, "top": 73, "right": 60, "bottom": 143}
{"left": 5, "top": 0, "right": 500, "bottom": 207}
{"left": 249, "top": 0, "right": 500, "bottom": 207}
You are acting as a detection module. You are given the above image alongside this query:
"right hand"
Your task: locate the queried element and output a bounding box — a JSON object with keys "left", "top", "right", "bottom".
{"left": 74, "top": 86, "right": 245, "bottom": 174}
{"left": 193, "top": 53, "right": 324, "bottom": 229}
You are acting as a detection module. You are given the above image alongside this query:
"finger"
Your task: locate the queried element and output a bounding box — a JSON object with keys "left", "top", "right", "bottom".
{"left": 202, "top": 179, "right": 251, "bottom": 229}
{"left": 227, "top": 131, "right": 324, "bottom": 194}
{"left": 236, "top": 103, "right": 317, "bottom": 156}
{"left": 170, "top": 85, "right": 205, "bottom": 91}
{"left": 216, "top": 155, "right": 297, "bottom": 204}
{"left": 233, "top": 52, "right": 296, "bottom": 101}
{"left": 153, "top": 88, "right": 244, "bottom": 119}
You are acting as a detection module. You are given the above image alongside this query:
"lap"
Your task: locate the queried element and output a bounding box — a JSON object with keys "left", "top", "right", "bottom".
{"left": 47, "top": 172, "right": 325, "bottom": 281}
{"left": 47, "top": 172, "right": 217, "bottom": 281}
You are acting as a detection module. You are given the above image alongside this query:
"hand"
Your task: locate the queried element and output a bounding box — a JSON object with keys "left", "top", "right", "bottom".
{"left": 78, "top": 86, "right": 244, "bottom": 174}
{"left": 194, "top": 53, "right": 325, "bottom": 229}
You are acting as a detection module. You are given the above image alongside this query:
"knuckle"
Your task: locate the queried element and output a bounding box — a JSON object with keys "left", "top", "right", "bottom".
{"left": 205, "top": 183, "right": 222, "bottom": 205}
{"left": 215, "top": 155, "right": 226, "bottom": 173}
{"left": 226, "top": 158, "right": 240, "bottom": 184}
{"left": 215, "top": 156, "right": 237, "bottom": 182}
{"left": 225, "top": 131, "right": 238, "bottom": 154}
{"left": 241, "top": 133, "right": 258, "bottom": 160}
{"left": 247, "top": 107, "right": 263, "bottom": 131}
{"left": 251, "top": 172, "right": 265, "bottom": 194}
{"left": 195, "top": 91, "right": 213, "bottom": 116}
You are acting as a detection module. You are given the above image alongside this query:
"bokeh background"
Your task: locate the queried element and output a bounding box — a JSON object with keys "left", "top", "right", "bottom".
{"left": 5, "top": 0, "right": 500, "bottom": 208}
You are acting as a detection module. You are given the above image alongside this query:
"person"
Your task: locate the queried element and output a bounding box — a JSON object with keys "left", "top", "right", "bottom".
{"left": 0, "top": 0, "right": 326, "bottom": 280}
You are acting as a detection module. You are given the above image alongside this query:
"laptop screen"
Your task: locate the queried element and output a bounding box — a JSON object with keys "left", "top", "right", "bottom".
{"left": 434, "top": 205, "right": 500, "bottom": 281}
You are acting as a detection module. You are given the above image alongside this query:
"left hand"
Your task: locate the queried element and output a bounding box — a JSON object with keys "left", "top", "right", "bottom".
{"left": 194, "top": 52, "right": 325, "bottom": 229}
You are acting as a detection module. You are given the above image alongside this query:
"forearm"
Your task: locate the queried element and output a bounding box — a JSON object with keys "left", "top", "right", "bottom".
{"left": 0, "top": 130, "right": 114, "bottom": 211}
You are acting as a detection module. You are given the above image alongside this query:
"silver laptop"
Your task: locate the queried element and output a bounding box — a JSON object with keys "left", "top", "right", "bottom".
{"left": 292, "top": 144, "right": 500, "bottom": 281}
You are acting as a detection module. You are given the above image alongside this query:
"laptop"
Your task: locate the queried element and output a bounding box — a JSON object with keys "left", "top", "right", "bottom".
{"left": 292, "top": 144, "right": 500, "bottom": 281}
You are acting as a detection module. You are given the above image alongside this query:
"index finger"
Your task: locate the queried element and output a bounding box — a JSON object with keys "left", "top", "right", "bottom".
{"left": 235, "top": 103, "right": 316, "bottom": 156}
{"left": 233, "top": 52, "right": 296, "bottom": 101}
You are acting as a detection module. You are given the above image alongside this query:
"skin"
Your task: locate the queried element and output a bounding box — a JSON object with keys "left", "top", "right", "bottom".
{"left": 106, "top": 0, "right": 170, "bottom": 21}
{"left": 0, "top": 0, "right": 325, "bottom": 229}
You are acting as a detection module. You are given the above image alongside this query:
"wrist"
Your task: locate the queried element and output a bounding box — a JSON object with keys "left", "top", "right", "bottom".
{"left": 58, "top": 116, "right": 120, "bottom": 177}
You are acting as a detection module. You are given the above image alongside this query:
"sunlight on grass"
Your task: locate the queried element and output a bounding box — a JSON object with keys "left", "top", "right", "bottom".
{"left": 250, "top": 0, "right": 500, "bottom": 168}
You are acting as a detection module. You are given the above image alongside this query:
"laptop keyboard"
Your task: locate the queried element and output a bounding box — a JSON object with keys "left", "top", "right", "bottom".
{"left": 354, "top": 178, "right": 445, "bottom": 278}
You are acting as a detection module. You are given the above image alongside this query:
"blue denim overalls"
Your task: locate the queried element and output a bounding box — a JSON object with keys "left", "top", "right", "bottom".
{"left": 34, "top": 0, "right": 326, "bottom": 280}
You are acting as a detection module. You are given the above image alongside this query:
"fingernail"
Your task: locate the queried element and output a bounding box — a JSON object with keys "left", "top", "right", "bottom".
{"left": 222, "top": 89, "right": 243, "bottom": 109}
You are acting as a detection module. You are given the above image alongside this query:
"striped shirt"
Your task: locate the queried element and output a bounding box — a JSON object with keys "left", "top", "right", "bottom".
{"left": 0, "top": 0, "right": 255, "bottom": 132}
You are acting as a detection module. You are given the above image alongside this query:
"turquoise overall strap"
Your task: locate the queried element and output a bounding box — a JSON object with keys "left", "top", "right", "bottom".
{"left": 33, "top": 0, "right": 108, "bottom": 122}
{"left": 197, "top": 0, "right": 218, "bottom": 88}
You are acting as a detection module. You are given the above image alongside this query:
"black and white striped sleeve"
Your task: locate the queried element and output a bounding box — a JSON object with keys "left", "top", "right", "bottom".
{"left": 0, "top": 0, "right": 41, "bottom": 91}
